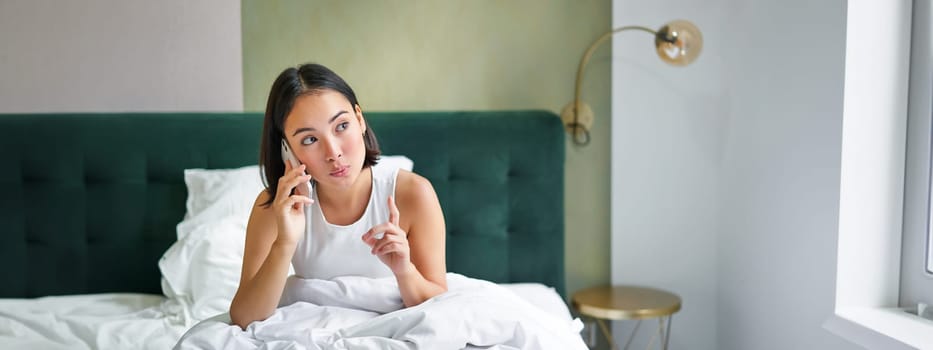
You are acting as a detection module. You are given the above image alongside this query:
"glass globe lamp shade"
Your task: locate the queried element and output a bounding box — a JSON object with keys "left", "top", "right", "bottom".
{"left": 655, "top": 20, "right": 703, "bottom": 66}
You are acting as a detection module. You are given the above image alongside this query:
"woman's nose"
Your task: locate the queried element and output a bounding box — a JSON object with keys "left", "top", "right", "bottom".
{"left": 324, "top": 138, "right": 342, "bottom": 160}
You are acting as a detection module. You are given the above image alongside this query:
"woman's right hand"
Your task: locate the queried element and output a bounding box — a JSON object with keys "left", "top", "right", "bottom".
{"left": 272, "top": 161, "right": 314, "bottom": 246}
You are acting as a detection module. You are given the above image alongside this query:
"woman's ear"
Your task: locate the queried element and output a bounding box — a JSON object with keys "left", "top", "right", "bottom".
{"left": 355, "top": 104, "right": 366, "bottom": 134}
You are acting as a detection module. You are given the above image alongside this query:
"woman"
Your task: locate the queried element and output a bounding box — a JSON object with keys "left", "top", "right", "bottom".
{"left": 229, "top": 63, "right": 447, "bottom": 329}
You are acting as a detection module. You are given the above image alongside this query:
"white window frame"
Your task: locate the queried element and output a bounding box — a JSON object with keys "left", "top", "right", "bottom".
{"left": 824, "top": 1, "right": 933, "bottom": 348}
{"left": 901, "top": 0, "right": 933, "bottom": 309}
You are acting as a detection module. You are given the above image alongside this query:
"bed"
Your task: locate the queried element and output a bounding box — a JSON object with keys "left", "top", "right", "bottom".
{"left": 0, "top": 111, "right": 582, "bottom": 349}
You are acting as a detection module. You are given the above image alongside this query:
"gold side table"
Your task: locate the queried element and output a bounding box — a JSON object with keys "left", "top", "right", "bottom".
{"left": 572, "top": 285, "right": 681, "bottom": 350}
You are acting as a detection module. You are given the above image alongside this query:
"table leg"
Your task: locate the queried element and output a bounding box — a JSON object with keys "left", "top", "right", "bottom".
{"left": 621, "top": 319, "right": 641, "bottom": 350}
{"left": 595, "top": 318, "right": 617, "bottom": 350}
{"left": 591, "top": 316, "right": 672, "bottom": 350}
{"left": 663, "top": 315, "right": 673, "bottom": 350}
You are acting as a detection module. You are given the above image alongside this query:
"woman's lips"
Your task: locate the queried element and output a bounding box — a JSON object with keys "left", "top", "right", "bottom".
{"left": 330, "top": 166, "right": 349, "bottom": 177}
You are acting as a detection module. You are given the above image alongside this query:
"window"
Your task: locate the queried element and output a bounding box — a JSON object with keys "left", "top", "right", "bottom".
{"left": 900, "top": 0, "right": 933, "bottom": 314}
{"left": 823, "top": 1, "right": 933, "bottom": 348}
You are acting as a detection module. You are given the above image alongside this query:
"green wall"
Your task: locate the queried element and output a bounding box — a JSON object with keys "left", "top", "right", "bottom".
{"left": 242, "top": 0, "right": 611, "bottom": 299}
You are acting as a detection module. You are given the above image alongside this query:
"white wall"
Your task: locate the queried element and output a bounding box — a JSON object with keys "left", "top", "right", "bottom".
{"left": 612, "top": 0, "right": 862, "bottom": 348}
{"left": 716, "top": 0, "right": 856, "bottom": 348}
{"left": 0, "top": 0, "right": 242, "bottom": 113}
{"left": 610, "top": 0, "right": 724, "bottom": 348}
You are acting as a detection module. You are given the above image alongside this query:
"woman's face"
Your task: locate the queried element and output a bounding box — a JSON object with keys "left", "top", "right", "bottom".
{"left": 282, "top": 90, "right": 367, "bottom": 190}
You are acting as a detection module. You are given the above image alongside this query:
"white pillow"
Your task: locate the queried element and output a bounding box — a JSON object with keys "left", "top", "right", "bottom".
{"left": 159, "top": 156, "right": 414, "bottom": 322}
{"left": 160, "top": 165, "right": 264, "bottom": 322}
{"left": 160, "top": 216, "right": 249, "bottom": 322}
{"left": 377, "top": 155, "right": 413, "bottom": 175}
{"left": 175, "top": 165, "right": 264, "bottom": 240}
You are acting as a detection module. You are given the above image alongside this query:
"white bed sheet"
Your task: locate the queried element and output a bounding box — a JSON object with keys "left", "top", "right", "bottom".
{"left": 0, "top": 293, "right": 187, "bottom": 350}
{"left": 0, "top": 283, "right": 574, "bottom": 350}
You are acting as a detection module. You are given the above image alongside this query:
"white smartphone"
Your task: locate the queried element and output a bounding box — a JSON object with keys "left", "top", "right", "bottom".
{"left": 280, "top": 139, "right": 312, "bottom": 197}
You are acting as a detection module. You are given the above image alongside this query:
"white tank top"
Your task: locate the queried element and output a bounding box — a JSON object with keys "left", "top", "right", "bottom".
{"left": 291, "top": 162, "right": 397, "bottom": 280}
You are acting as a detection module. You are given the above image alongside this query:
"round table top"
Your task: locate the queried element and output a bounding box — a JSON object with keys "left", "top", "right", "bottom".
{"left": 571, "top": 285, "right": 682, "bottom": 320}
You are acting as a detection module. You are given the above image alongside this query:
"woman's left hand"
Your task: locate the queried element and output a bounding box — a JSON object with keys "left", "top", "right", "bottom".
{"left": 361, "top": 196, "right": 412, "bottom": 274}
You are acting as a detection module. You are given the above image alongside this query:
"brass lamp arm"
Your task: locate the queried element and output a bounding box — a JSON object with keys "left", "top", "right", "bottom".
{"left": 571, "top": 26, "right": 656, "bottom": 145}
{"left": 564, "top": 20, "right": 702, "bottom": 146}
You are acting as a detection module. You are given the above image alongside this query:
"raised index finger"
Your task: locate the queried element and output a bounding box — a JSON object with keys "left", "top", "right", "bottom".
{"left": 388, "top": 196, "right": 399, "bottom": 226}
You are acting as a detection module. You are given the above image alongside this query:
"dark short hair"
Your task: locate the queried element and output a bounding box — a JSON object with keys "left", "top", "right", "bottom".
{"left": 258, "top": 63, "right": 381, "bottom": 207}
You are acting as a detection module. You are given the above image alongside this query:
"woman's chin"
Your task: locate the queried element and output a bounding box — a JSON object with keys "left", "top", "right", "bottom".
{"left": 324, "top": 171, "right": 362, "bottom": 189}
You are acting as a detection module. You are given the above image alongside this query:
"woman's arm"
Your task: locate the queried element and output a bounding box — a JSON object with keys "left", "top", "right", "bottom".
{"left": 396, "top": 173, "right": 448, "bottom": 306}
{"left": 228, "top": 191, "right": 295, "bottom": 329}
{"left": 363, "top": 171, "right": 448, "bottom": 307}
{"left": 230, "top": 163, "right": 312, "bottom": 329}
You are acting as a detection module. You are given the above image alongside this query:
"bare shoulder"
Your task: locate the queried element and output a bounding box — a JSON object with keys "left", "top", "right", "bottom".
{"left": 395, "top": 170, "right": 438, "bottom": 207}
{"left": 255, "top": 188, "right": 272, "bottom": 204}
{"left": 248, "top": 189, "right": 274, "bottom": 223}
{"left": 253, "top": 189, "right": 273, "bottom": 210}
{"left": 394, "top": 170, "right": 443, "bottom": 231}
{"left": 394, "top": 170, "right": 445, "bottom": 242}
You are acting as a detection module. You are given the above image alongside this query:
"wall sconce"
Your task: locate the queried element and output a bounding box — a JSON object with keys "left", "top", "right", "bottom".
{"left": 562, "top": 20, "right": 703, "bottom": 145}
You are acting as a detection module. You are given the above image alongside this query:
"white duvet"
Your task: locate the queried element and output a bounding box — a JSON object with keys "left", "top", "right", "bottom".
{"left": 0, "top": 275, "right": 583, "bottom": 350}
{"left": 175, "top": 273, "right": 587, "bottom": 350}
{"left": 0, "top": 293, "right": 188, "bottom": 350}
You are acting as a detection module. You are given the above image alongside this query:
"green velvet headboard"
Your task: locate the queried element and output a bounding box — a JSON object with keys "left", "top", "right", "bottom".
{"left": 0, "top": 111, "right": 565, "bottom": 299}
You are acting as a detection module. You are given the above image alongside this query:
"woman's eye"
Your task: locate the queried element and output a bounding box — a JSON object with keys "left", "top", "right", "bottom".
{"left": 336, "top": 122, "right": 349, "bottom": 132}
{"left": 301, "top": 136, "right": 317, "bottom": 145}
